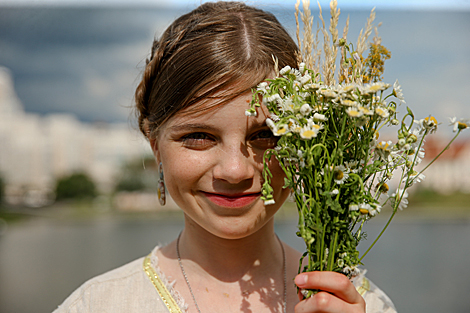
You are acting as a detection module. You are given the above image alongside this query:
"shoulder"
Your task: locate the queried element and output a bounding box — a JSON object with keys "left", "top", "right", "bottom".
{"left": 52, "top": 257, "right": 167, "bottom": 313}
{"left": 352, "top": 269, "right": 397, "bottom": 313}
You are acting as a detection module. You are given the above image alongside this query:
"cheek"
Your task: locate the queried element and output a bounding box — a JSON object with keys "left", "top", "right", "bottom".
{"left": 265, "top": 157, "right": 289, "bottom": 194}
{"left": 160, "top": 150, "right": 210, "bottom": 191}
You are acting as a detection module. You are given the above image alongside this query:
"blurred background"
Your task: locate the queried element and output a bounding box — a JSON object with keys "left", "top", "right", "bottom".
{"left": 0, "top": 0, "right": 469, "bottom": 313}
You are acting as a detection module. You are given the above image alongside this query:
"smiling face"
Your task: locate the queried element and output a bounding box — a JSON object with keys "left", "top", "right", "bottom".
{"left": 151, "top": 91, "right": 290, "bottom": 239}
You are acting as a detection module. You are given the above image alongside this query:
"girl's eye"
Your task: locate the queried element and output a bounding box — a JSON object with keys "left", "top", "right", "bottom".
{"left": 181, "top": 132, "right": 215, "bottom": 149}
{"left": 250, "top": 129, "right": 278, "bottom": 149}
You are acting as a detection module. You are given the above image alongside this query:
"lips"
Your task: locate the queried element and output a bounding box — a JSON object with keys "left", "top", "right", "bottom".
{"left": 201, "top": 192, "right": 260, "bottom": 208}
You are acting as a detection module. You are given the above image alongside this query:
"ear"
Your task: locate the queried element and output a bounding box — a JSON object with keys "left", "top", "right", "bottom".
{"left": 149, "top": 137, "right": 160, "bottom": 163}
{"left": 143, "top": 119, "right": 160, "bottom": 163}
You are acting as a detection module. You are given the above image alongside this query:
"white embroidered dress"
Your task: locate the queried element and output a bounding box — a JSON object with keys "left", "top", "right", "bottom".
{"left": 53, "top": 247, "right": 396, "bottom": 313}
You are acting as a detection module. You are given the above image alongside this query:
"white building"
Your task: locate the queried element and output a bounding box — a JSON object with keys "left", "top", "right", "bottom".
{"left": 418, "top": 136, "right": 470, "bottom": 194}
{"left": 0, "top": 66, "right": 152, "bottom": 206}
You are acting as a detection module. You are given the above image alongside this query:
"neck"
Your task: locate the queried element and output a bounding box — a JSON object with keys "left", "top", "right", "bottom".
{"left": 178, "top": 215, "right": 282, "bottom": 282}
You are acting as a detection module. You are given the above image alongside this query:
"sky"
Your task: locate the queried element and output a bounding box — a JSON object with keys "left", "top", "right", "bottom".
{"left": 0, "top": 0, "right": 469, "bottom": 138}
{"left": 1, "top": 0, "right": 470, "bottom": 10}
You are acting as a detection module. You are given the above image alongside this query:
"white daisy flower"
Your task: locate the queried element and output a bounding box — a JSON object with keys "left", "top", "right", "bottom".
{"left": 266, "top": 118, "right": 289, "bottom": 136}
{"left": 299, "top": 73, "right": 312, "bottom": 85}
{"left": 280, "top": 65, "right": 291, "bottom": 75}
{"left": 342, "top": 265, "right": 360, "bottom": 276}
{"left": 361, "top": 82, "right": 390, "bottom": 94}
{"left": 349, "top": 204, "right": 359, "bottom": 211}
{"left": 313, "top": 113, "right": 328, "bottom": 122}
{"left": 264, "top": 199, "right": 276, "bottom": 205}
{"left": 333, "top": 165, "right": 349, "bottom": 184}
{"left": 393, "top": 79, "right": 406, "bottom": 103}
{"left": 358, "top": 203, "right": 372, "bottom": 215}
{"left": 375, "top": 141, "right": 393, "bottom": 161}
{"left": 345, "top": 160, "right": 360, "bottom": 173}
{"left": 330, "top": 189, "right": 339, "bottom": 195}
{"left": 337, "top": 258, "right": 345, "bottom": 267}
{"left": 404, "top": 171, "right": 425, "bottom": 185}
{"left": 369, "top": 204, "right": 381, "bottom": 217}
{"left": 304, "top": 83, "right": 322, "bottom": 91}
{"left": 273, "top": 124, "right": 289, "bottom": 136}
{"left": 449, "top": 117, "right": 470, "bottom": 132}
{"left": 257, "top": 81, "right": 268, "bottom": 92}
{"left": 266, "top": 118, "right": 275, "bottom": 129}
{"left": 346, "top": 107, "right": 363, "bottom": 118}
{"left": 391, "top": 188, "right": 409, "bottom": 210}
{"left": 299, "top": 123, "right": 322, "bottom": 139}
{"left": 269, "top": 114, "right": 280, "bottom": 122}
{"left": 288, "top": 119, "right": 302, "bottom": 133}
{"left": 340, "top": 98, "right": 358, "bottom": 107}
{"left": 300, "top": 103, "right": 312, "bottom": 116}
{"left": 339, "top": 83, "right": 357, "bottom": 94}
{"left": 279, "top": 98, "right": 295, "bottom": 113}
{"left": 414, "top": 116, "right": 438, "bottom": 134}
{"left": 358, "top": 105, "right": 373, "bottom": 116}
{"left": 299, "top": 62, "right": 306, "bottom": 73}
{"left": 245, "top": 109, "right": 257, "bottom": 117}
{"left": 375, "top": 106, "right": 390, "bottom": 118}
{"left": 318, "top": 88, "right": 338, "bottom": 99}
{"left": 265, "top": 93, "right": 281, "bottom": 104}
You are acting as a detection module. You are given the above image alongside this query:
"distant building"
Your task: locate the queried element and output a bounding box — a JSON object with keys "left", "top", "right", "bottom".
{"left": 0, "top": 66, "right": 152, "bottom": 206}
{"left": 419, "top": 136, "right": 470, "bottom": 194}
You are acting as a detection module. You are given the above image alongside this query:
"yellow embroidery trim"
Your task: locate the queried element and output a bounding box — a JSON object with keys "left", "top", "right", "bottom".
{"left": 143, "top": 254, "right": 183, "bottom": 313}
{"left": 356, "top": 277, "right": 370, "bottom": 296}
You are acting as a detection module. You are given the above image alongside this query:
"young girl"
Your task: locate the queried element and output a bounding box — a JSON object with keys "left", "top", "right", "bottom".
{"left": 54, "top": 2, "right": 396, "bottom": 312}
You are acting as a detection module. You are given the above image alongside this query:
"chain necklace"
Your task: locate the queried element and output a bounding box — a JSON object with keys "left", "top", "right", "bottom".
{"left": 176, "top": 232, "right": 287, "bottom": 313}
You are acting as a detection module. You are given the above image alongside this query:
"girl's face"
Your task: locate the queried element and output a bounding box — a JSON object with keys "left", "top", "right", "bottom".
{"left": 152, "top": 91, "right": 290, "bottom": 239}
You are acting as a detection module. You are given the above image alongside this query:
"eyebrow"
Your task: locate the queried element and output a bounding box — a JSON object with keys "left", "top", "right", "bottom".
{"left": 167, "top": 123, "right": 217, "bottom": 132}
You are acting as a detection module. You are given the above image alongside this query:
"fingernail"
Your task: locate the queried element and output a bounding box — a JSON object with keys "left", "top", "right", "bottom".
{"left": 295, "top": 274, "right": 308, "bottom": 286}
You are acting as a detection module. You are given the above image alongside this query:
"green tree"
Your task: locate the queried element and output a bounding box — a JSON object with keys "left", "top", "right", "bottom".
{"left": 115, "top": 156, "right": 157, "bottom": 192}
{"left": 55, "top": 172, "right": 97, "bottom": 200}
{"left": 0, "top": 173, "right": 5, "bottom": 205}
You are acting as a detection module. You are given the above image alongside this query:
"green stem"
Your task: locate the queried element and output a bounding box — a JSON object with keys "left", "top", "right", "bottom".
{"left": 417, "top": 131, "right": 460, "bottom": 176}
{"left": 359, "top": 207, "right": 396, "bottom": 262}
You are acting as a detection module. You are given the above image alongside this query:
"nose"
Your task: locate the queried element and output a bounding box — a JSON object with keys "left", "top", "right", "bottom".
{"left": 213, "top": 142, "right": 255, "bottom": 185}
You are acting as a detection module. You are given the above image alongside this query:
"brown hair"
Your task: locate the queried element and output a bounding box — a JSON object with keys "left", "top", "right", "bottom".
{"left": 135, "top": 1, "right": 299, "bottom": 138}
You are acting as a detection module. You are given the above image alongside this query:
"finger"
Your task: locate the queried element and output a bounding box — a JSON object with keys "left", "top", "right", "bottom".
{"left": 295, "top": 272, "right": 364, "bottom": 305}
{"left": 295, "top": 290, "right": 365, "bottom": 313}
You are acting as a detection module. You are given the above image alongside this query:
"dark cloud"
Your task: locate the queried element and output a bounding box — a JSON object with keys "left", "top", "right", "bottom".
{"left": 0, "top": 6, "right": 184, "bottom": 122}
{"left": 0, "top": 7, "right": 156, "bottom": 47}
{"left": 0, "top": 6, "right": 469, "bottom": 128}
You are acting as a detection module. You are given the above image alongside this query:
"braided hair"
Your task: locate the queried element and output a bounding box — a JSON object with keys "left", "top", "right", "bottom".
{"left": 135, "top": 1, "right": 299, "bottom": 138}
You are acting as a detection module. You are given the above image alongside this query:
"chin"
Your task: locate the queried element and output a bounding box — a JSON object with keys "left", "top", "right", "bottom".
{"left": 205, "top": 211, "right": 276, "bottom": 240}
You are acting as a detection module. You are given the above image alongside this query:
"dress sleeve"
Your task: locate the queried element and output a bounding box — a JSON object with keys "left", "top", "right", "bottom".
{"left": 353, "top": 270, "right": 397, "bottom": 313}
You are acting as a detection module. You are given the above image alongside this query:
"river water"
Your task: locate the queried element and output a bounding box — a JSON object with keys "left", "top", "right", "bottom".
{"left": 1, "top": 212, "right": 469, "bottom": 313}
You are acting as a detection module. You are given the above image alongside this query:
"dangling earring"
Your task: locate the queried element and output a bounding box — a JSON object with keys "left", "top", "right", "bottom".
{"left": 157, "top": 162, "right": 166, "bottom": 206}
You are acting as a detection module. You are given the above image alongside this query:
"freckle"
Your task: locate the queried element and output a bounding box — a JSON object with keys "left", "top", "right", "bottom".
{"left": 223, "top": 293, "right": 230, "bottom": 298}
{"left": 246, "top": 100, "right": 250, "bottom": 103}
{"left": 206, "top": 287, "right": 209, "bottom": 292}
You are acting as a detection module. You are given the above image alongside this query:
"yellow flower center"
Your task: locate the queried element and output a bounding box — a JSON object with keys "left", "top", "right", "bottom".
{"left": 377, "top": 142, "right": 390, "bottom": 150}
{"left": 334, "top": 170, "right": 344, "bottom": 180}
{"left": 425, "top": 116, "right": 437, "bottom": 124}
{"left": 377, "top": 183, "right": 389, "bottom": 193}
{"left": 458, "top": 121, "right": 468, "bottom": 130}
{"left": 301, "top": 130, "right": 316, "bottom": 138}
{"left": 348, "top": 110, "right": 361, "bottom": 117}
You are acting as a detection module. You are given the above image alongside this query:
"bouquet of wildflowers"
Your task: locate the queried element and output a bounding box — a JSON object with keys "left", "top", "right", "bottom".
{"left": 247, "top": 0, "right": 468, "bottom": 291}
